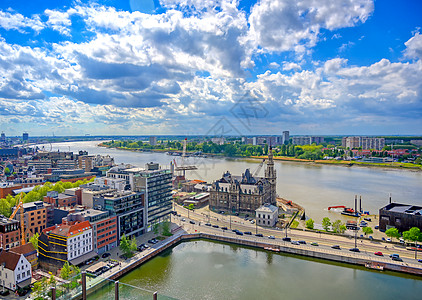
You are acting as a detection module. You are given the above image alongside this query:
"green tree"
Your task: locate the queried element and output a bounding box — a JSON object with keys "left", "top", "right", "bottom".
{"left": 60, "top": 261, "right": 72, "bottom": 280}
{"left": 119, "top": 234, "right": 134, "bottom": 257}
{"left": 188, "top": 203, "right": 194, "bottom": 210}
{"left": 30, "top": 232, "right": 39, "bottom": 250}
{"left": 385, "top": 228, "right": 401, "bottom": 241}
{"left": 322, "top": 217, "right": 331, "bottom": 232}
{"left": 48, "top": 272, "right": 56, "bottom": 288}
{"left": 362, "top": 227, "right": 373, "bottom": 235}
{"left": 162, "top": 221, "right": 172, "bottom": 236}
{"left": 4, "top": 167, "right": 10, "bottom": 175}
{"left": 332, "top": 220, "right": 342, "bottom": 233}
{"left": 152, "top": 223, "right": 160, "bottom": 235}
{"left": 305, "top": 218, "right": 314, "bottom": 229}
{"left": 339, "top": 224, "right": 347, "bottom": 234}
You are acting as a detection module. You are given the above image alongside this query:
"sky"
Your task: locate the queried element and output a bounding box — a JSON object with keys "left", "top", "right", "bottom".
{"left": 0, "top": 0, "right": 421, "bottom": 136}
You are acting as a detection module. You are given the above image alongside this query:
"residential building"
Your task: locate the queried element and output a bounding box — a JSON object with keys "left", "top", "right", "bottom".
{"left": 0, "top": 218, "right": 20, "bottom": 249}
{"left": 256, "top": 203, "right": 279, "bottom": 227}
{"left": 27, "top": 160, "right": 52, "bottom": 174}
{"left": 66, "top": 209, "right": 118, "bottom": 254}
{"left": 379, "top": 203, "right": 422, "bottom": 232}
{"left": 94, "top": 177, "right": 126, "bottom": 191}
{"left": 292, "top": 136, "right": 325, "bottom": 145}
{"left": 209, "top": 148, "right": 277, "bottom": 214}
{"left": 44, "top": 190, "right": 77, "bottom": 208}
{"left": 342, "top": 136, "right": 385, "bottom": 150}
{"left": 97, "top": 191, "right": 145, "bottom": 238}
{"left": 80, "top": 184, "right": 117, "bottom": 208}
{"left": 410, "top": 140, "right": 422, "bottom": 147}
{"left": 0, "top": 183, "right": 23, "bottom": 199}
{"left": 0, "top": 250, "right": 32, "bottom": 291}
{"left": 14, "top": 201, "right": 47, "bottom": 241}
{"left": 211, "top": 137, "right": 225, "bottom": 145}
{"left": 77, "top": 155, "right": 94, "bottom": 172}
{"left": 22, "top": 133, "right": 28, "bottom": 142}
{"left": 10, "top": 243, "right": 37, "bottom": 270}
{"left": 132, "top": 163, "right": 173, "bottom": 229}
{"left": 282, "top": 131, "right": 290, "bottom": 145}
{"left": 149, "top": 136, "right": 157, "bottom": 146}
{"left": 39, "top": 220, "right": 95, "bottom": 272}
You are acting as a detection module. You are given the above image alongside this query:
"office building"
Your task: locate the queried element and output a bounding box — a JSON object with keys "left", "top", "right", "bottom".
{"left": 0, "top": 217, "right": 20, "bottom": 249}
{"left": 13, "top": 201, "right": 47, "bottom": 241}
{"left": 282, "top": 131, "right": 290, "bottom": 145}
{"left": 149, "top": 136, "right": 157, "bottom": 146}
{"left": 22, "top": 133, "right": 28, "bottom": 142}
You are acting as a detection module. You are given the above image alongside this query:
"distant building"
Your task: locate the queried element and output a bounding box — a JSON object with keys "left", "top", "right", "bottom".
{"left": 342, "top": 137, "right": 385, "bottom": 150}
{"left": 0, "top": 132, "right": 5, "bottom": 143}
{"left": 22, "top": 132, "right": 28, "bottom": 142}
{"left": 379, "top": 203, "right": 422, "bottom": 232}
{"left": 410, "top": 140, "right": 422, "bottom": 147}
{"left": 256, "top": 203, "right": 279, "bottom": 227}
{"left": 292, "top": 136, "right": 325, "bottom": 145}
{"left": 211, "top": 137, "right": 225, "bottom": 145}
{"left": 282, "top": 131, "right": 290, "bottom": 145}
{"left": 209, "top": 148, "right": 277, "bottom": 214}
{"left": 0, "top": 250, "right": 32, "bottom": 291}
{"left": 149, "top": 136, "right": 157, "bottom": 146}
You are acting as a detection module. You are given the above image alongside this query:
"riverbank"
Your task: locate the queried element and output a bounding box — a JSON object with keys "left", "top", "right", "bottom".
{"left": 98, "top": 142, "right": 422, "bottom": 171}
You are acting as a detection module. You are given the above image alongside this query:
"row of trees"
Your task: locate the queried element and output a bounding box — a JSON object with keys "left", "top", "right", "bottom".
{"left": 0, "top": 178, "right": 94, "bottom": 217}
{"left": 306, "top": 217, "right": 347, "bottom": 233}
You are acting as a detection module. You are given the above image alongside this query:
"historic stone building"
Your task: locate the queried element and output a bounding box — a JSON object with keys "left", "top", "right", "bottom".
{"left": 209, "top": 147, "right": 277, "bottom": 214}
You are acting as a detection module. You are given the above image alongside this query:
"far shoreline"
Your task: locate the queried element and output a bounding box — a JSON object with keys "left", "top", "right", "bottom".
{"left": 97, "top": 142, "right": 422, "bottom": 172}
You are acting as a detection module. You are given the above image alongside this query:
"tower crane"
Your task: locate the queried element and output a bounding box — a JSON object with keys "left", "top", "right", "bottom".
{"left": 9, "top": 193, "right": 26, "bottom": 245}
{"left": 252, "top": 159, "right": 266, "bottom": 177}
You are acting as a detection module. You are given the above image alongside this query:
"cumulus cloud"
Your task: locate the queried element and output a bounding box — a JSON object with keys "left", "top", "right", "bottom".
{"left": 247, "top": 0, "right": 374, "bottom": 53}
{"left": 404, "top": 31, "right": 422, "bottom": 60}
{"left": 45, "top": 8, "right": 74, "bottom": 36}
{"left": 0, "top": 10, "right": 44, "bottom": 32}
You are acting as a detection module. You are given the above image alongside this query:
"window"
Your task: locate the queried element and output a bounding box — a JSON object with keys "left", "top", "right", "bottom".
{"left": 27, "top": 270, "right": 30, "bottom": 276}
{"left": 17, "top": 274, "right": 20, "bottom": 280}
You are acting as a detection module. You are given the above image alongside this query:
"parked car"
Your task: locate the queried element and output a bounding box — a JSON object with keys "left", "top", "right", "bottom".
{"left": 311, "top": 242, "right": 319, "bottom": 246}
{"left": 189, "top": 220, "right": 195, "bottom": 224}
{"left": 417, "top": 259, "right": 422, "bottom": 263}
{"left": 102, "top": 252, "right": 111, "bottom": 259}
{"left": 364, "top": 217, "right": 371, "bottom": 222}
{"left": 331, "top": 245, "right": 341, "bottom": 250}
{"left": 205, "top": 223, "right": 211, "bottom": 226}
{"left": 255, "top": 233, "right": 263, "bottom": 237}
{"left": 232, "top": 229, "right": 238, "bottom": 232}
{"left": 221, "top": 227, "right": 228, "bottom": 230}
{"left": 250, "top": 220, "right": 255, "bottom": 224}
{"left": 268, "top": 235, "right": 275, "bottom": 239}
{"left": 245, "top": 214, "right": 249, "bottom": 218}
{"left": 386, "top": 238, "right": 392, "bottom": 242}
{"left": 349, "top": 248, "right": 360, "bottom": 252}
{"left": 374, "top": 251, "right": 383, "bottom": 256}
{"left": 212, "top": 225, "right": 219, "bottom": 228}
{"left": 382, "top": 237, "right": 386, "bottom": 241}
{"left": 369, "top": 236, "right": 373, "bottom": 240}
{"left": 375, "top": 225, "right": 379, "bottom": 229}
{"left": 282, "top": 237, "right": 291, "bottom": 242}
{"left": 291, "top": 241, "right": 300, "bottom": 245}
{"left": 236, "top": 231, "right": 244, "bottom": 236}
{"left": 298, "top": 240, "right": 306, "bottom": 244}
{"left": 181, "top": 218, "right": 186, "bottom": 222}
{"left": 244, "top": 231, "right": 252, "bottom": 235}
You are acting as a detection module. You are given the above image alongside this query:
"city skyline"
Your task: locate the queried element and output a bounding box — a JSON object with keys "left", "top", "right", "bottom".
{"left": 0, "top": 0, "right": 421, "bottom": 136}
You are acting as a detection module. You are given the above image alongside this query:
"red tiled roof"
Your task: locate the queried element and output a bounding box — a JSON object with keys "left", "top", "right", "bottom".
{"left": 0, "top": 250, "right": 22, "bottom": 270}
{"left": 10, "top": 243, "right": 36, "bottom": 255}
{"left": 49, "top": 220, "right": 91, "bottom": 237}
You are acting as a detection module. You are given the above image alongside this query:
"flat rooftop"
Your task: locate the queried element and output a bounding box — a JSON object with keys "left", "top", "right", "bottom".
{"left": 382, "top": 203, "right": 422, "bottom": 215}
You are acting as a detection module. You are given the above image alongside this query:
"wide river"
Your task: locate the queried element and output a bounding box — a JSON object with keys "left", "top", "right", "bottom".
{"left": 87, "top": 240, "right": 422, "bottom": 300}
{"left": 42, "top": 140, "right": 422, "bottom": 223}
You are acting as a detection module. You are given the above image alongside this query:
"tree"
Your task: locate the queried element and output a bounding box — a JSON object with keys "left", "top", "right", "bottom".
{"left": 30, "top": 232, "right": 39, "bottom": 250}
{"left": 362, "top": 227, "right": 373, "bottom": 235}
{"left": 188, "top": 203, "right": 194, "bottom": 210}
{"left": 162, "top": 221, "right": 172, "bottom": 236}
{"left": 4, "top": 167, "right": 10, "bottom": 175}
{"left": 332, "top": 220, "right": 342, "bottom": 233}
{"left": 48, "top": 272, "right": 56, "bottom": 288}
{"left": 385, "top": 228, "right": 401, "bottom": 241}
{"left": 322, "top": 217, "right": 331, "bottom": 231}
{"left": 60, "top": 262, "right": 72, "bottom": 280}
{"left": 152, "top": 223, "right": 160, "bottom": 235}
{"left": 403, "top": 227, "right": 422, "bottom": 259}
{"left": 339, "top": 224, "right": 347, "bottom": 234}
{"left": 305, "top": 218, "right": 314, "bottom": 229}
{"left": 119, "top": 234, "right": 133, "bottom": 257}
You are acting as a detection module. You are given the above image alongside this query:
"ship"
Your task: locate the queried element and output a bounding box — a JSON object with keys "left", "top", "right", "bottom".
{"left": 328, "top": 205, "right": 361, "bottom": 217}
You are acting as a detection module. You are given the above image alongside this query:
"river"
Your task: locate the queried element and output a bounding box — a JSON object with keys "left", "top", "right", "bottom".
{"left": 87, "top": 240, "right": 422, "bottom": 300}
{"left": 37, "top": 140, "right": 422, "bottom": 223}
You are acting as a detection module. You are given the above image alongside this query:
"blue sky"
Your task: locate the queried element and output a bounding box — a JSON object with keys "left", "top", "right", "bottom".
{"left": 0, "top": 0, "right": 421, "bottom": 136}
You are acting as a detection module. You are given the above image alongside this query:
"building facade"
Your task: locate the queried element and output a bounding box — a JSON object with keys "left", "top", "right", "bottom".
{"left": 209, "top": 148, "right": 277, "bottom": 214}
{"left": 342, "top": 136, "right": 385, "bottom": 150}
{"left": 379, "top": 203, "right": 422, "bottom": 232}
{"left": 0, "top": 218, "right": 20, "bottom": 249}
{"left": 292, "top": 136, "right": 325, "bottom": 145}
{"left": 256, "top": 203, "right": 279, "bottom": 227}
{"left": 14, "top": 201, "right": 47, "bottom": 242}
{"left": 0, "top": 251, "right": 32, "bottom": 291}
{"left": 282, "top": 131, "right": 290, "bottom": 145}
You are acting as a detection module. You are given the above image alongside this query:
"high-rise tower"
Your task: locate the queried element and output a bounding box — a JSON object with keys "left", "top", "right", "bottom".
{"left": 265, "top": 146, "right": 277, "bottom": 205}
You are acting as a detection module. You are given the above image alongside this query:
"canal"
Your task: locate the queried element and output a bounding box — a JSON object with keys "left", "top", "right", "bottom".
{"left": 88, "top": 240, "right": 422, "bottom": 300}
{"left": 41, "top": 140, "right": 422, "bottom": 223}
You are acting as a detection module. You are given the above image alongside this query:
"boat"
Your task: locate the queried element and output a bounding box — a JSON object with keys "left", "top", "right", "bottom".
{"left": 341, "top": 207, "right": 361, "bottom": 217}
{"left": 365, "top": 263, "right": 384, "bottom": 271}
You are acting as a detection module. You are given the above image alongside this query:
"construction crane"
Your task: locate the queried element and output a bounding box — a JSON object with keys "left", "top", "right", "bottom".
{"left": 9, "top": 193, "right": 26, "bottom": 245}
{"left": 252, "top": 159, "right": 266, "bottom": 177}
{"left": 174, "top": 138, "right": 197, "bottom": 177}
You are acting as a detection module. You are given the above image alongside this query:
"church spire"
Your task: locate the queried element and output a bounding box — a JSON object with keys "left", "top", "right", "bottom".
{"left": 265, "top": 146, "right": 277, "bottom": 204}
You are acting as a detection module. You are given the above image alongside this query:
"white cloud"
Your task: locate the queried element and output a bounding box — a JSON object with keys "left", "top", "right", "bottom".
{"left": 0, "top": 10, "right": 44, "bottom": 32}
{"left": 247, "top": 0, "right": 373, "bottom": 53}
{"left": 282, "top": 62, "right": 301, "bottom": 71}
{"left": 404, "top": 31, "right": 422, "bottom": 60}
{"left": 45, "top": 9, "right": 74, "bottom": 36}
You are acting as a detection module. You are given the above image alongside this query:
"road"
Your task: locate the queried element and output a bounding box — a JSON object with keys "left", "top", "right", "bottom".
{"left": 173, "top": 205, "right": 422, "bottom": 264}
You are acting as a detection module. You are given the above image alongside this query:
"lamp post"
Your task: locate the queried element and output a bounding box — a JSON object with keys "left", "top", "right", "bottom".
{"left": 230, "top": 214, "right": 232, "bottom": 229}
